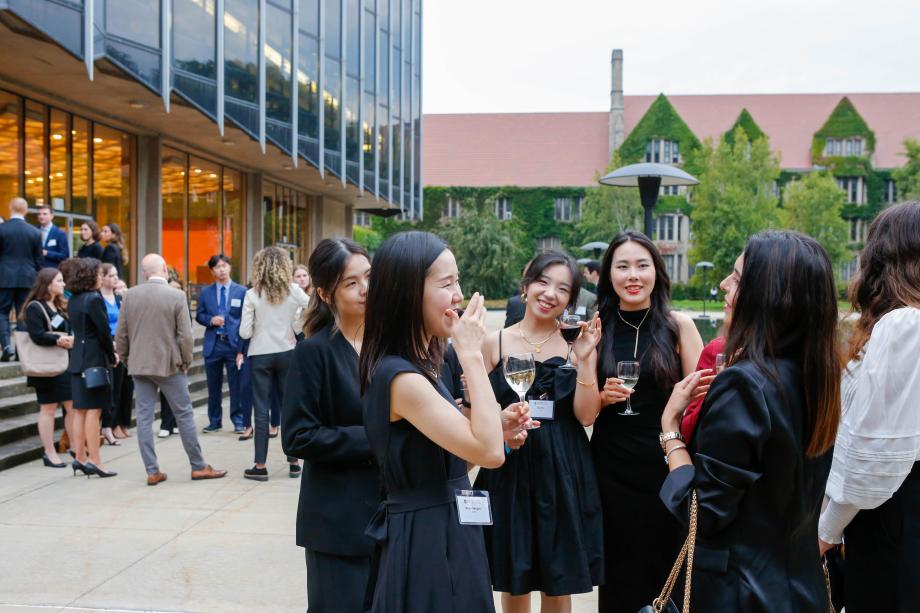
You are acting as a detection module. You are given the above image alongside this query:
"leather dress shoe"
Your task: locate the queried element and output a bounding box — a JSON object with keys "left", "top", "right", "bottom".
{"left": 191, "top": 465, "right": 228, "bottom": 480}
{"left": 147, "top": 472, "right": 168, "bottom": 486}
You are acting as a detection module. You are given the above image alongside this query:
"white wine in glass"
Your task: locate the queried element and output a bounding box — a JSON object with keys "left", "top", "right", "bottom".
{"left": 617, "top": 360, "right": 640, "bottom": 416}
{"left": 504, "top": 352, "right": 537, "bottom": 429}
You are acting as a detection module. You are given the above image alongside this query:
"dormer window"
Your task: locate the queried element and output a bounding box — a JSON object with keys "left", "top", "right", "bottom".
{"left": 645, "top": 139, "right": 680, "bottom": 164}
{"left": 824, "top": 138, "right": 863, "bottom": 157}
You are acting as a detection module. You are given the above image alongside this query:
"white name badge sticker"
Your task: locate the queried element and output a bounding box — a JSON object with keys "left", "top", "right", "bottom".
{"left": 230, "top": 298, "right": 242, "bottom": 308}
{"left": 455, "top": 489, "right": 493, "bottom": 525}
{"left": 47, "top": 239, "right": 57, "bottom": 247}
{"left": 528, "top": 399, "right": 554, "bottom": 420}
{"left": 50, "top": 314, "right": 64, "bottom": 328}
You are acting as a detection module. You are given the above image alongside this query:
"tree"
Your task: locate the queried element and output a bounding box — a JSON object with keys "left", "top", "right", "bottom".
{"left": 352, "top": 225, "right": 383, "bottom": 253}
{"left": 893, "top": 138, "right": 920, "bottom": 201}
{"left": 689, "top": 128, "right": 781, "bottom": 280}
{"left": 780, "top": 172, "right": 849, "bottom": 267}
{"left": 569, "top": 151, "right": 643, "bottom": 250}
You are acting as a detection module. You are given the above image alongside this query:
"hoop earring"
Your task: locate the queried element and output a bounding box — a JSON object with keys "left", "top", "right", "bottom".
{"left": 521, "top": 293, "right": 527, "bottom": 304}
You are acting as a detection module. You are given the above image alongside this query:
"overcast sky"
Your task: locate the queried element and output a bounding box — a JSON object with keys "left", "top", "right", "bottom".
{"left": 422, "top": 0, "right": 920, "bottom": 114}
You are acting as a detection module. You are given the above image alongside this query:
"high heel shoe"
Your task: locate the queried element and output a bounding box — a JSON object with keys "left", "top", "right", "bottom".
{"left": 83, "top": 462, "right": 118, "bottom": 478}
{"left": 71, "top": 460, "right": 88, "bottom": 476}
{"left": 102, "top": 428, "right": 121, "bottom": 446}
{"left": 42, "top": 453, "right": 66, "bottom": 468}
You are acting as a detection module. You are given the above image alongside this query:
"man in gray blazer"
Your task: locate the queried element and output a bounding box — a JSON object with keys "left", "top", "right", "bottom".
{"left": 115, "top": 253, "right": 227, "bottom": 486}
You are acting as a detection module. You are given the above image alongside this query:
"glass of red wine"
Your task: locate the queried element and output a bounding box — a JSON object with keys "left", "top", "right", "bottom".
{"left": 560, "top": 313, "right": 584, "bottom": 370}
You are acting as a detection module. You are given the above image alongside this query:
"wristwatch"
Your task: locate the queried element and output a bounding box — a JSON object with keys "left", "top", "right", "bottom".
{"left": 659, "top": 431, "right": 684, "bottom": 451}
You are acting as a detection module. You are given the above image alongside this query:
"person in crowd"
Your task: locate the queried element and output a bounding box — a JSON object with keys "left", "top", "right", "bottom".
{"left": 98, "top": 263, "right": 132, "bottom": 445}
{"left": 76, "top": 221, "right": 104, "bottom": 260}
{"left": 19, "top": 268, "right": 74, "bottom": 467}
{"left": 659, "top": 230, "right": 841, "bottom": 611}
{"left": 239, "top": 247, "right": 309, "bottom": 480}
{"left": 196, "top": 254, "right": 247, "bottom": 434}
{"left": 503, "top": 261, "right": 533, "bottom": 328}
{"left": 585, "top": 230, "right": 703, "bottom": 613}
{"left": 100, "top": 223, "right": 126, "bottom": 279}
{"left": 293, "top": 264, "right": 311, "bottom": 343}
{"left": 818, "top": 201, "right": 920, "bottom": 612}
{"left": 66, "top": 257, "right": 117, "bottom": 478}
{"left": 36, "top": 203, "right": 69, "bottom": 268}
{"left": 582, "top": 260, "right": 600, "bottom": 292}
{"left": 0, "top": 197, "right": 43, "bottom": 361}
{"left": 281, "top": 238, "right": 377, "bottom": 612}
{"left": 115, "top": 254, "right": 227, "bottom": 485}
{"left": 359, "top": 231, "right": 503, "bottom": 612}
{"left": 157, "top": 273, "right": 185, "bottom": 439}
{"left": 476, "top": 250, "right": 604, "bottom": 613}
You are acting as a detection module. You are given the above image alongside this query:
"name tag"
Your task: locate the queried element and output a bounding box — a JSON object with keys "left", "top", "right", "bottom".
{"left": 47, "top": 239, "right": 57, "bottom": 247}
{"left": 529, "top": 399, "right": 554, "bottom": 420}
{"left": 455, "top": 489, "right": 492, "bottom": 525}
{"left": 50, "top": 314, "right": 64, "bottom": 328}
{"left": 230, "top": 298, "right": 242, "bottom": 308}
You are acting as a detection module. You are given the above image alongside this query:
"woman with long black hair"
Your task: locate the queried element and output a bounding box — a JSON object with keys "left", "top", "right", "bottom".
{"left": 584, "top": 230, "right": 703, "bottom": 613}
{"left": 100, "top": 223, "right": 127, "bottom": 280}
{"left": 281, "top": 238, "right": 377, "bottom": 613}
{"left": 360, "top": 231, "right": 503, "bottom": 612}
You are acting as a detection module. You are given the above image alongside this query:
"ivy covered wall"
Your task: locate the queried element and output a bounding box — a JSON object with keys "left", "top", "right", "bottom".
{"left": 618, "top": 94, "right": 702, "bottom": 168}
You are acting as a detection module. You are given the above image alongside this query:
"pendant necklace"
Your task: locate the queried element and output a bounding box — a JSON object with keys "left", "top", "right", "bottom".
{"left": 617, "top": 308, "right": 651, "bottom": 358}
{"left": 518, "top": 325, "right": 557, "bottom": 353}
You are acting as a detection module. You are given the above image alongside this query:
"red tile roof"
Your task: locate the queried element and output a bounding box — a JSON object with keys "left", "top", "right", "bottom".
{"left": 423, "top": 93, "right": 920, "bottom": 188}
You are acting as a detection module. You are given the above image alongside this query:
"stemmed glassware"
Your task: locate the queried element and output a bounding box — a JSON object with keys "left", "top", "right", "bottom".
{"left": 503, "top": 352, "right": 537, "bottom": 429}
{"left": 617, "top": 360, "right": 640, "bottom": 416}
{"left": 559, "top": 313, "right": 584, "bottom": 370}
{"left": 714, "top": 353, "right": 726, "bottom": 372}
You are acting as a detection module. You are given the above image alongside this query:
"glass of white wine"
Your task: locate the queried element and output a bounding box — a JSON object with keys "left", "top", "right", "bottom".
{"left": 504, "top": 352, "right": 537, "bottom": 429}
{"left": 617, "top": 360, "right": 640, "bottom": 416}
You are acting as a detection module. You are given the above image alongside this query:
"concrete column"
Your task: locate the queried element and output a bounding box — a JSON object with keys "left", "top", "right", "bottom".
{"left": 134, "top": 135, "right": 162, "bottom": 281}
{"left": 608, "top": 49, "right": 625, "bottom": 159}
{"left": 344, "top": 204, "right": 354, "bottom": 237}
{"left": 245, "top": 172, "right": 264, "bottom": 279}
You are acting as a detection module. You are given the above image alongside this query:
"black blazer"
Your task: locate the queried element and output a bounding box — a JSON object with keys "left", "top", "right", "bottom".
{"left": 660, "top": 358, "right": 832, "bottom": 612}
{"left": 0, "top": 218, "right": 42, "bottom": 288}
{"left": 101, "top": 243, "right": 123, "bottom": 278}
{"left": 67, "top": 291, "right": 115, "bottom": 374}
{"left": 281, "top": 325, "right": 379, "bottom": 556}
{"left": 77, "top": 241, "right": 104, "bottom": 260}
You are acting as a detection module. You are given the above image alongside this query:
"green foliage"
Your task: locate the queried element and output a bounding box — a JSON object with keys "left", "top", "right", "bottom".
{"left": 618, "top": 94, "right": 702, "bottom": 169}
{"left": 688, "top": 128, "right": 781, "bottom": 280}
{"left": 569, "top": 151, "right": 643, "bottom": 249}
{"left": 724, "top": 109, "right": 765, "bottom": 145}
{"left": 892, "top": 138, "right": 920, "bottom": 201}
{"left": 812, "top": 97, "right": 876, "bottom": 162}
{"left": 352, "top": 225, "right": 383, "bottom": 253}
{"left": 780, "top": 172, "right": 850, "bottom": 266}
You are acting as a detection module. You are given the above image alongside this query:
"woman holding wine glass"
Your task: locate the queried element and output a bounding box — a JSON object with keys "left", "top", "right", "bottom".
{"left": 580, "top": 231, "right": 703, "bottom": 613}
{"left": 476, "top": 250, "right": 605, "bottom": 613}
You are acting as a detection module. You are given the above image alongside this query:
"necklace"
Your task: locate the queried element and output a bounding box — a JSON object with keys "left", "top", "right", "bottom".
{"left": 617, "top": 308, "right": 650, "bottom": 358}
{"left": 518, "top": 324, "right": 557, "bottom": 353}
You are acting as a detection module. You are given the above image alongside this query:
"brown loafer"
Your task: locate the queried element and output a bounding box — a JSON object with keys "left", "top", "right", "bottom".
{"left": 191, "top": 465, "right": 228, "bottom": 480}
{"left": 147, "top": 472, "right": 168, "bottom": 486}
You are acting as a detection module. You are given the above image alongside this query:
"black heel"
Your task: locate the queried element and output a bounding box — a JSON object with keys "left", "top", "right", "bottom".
{"left": 71, "top": 460, "right": 87, "bottom": 476}
{"left": 43, "top": 453, "right": 66, "bottom": 468}
{"left": 83, "top": 462, "right": 118, "bottom": 478}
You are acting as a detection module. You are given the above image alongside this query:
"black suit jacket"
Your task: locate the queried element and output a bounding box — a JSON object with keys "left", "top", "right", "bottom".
{"left": 0, "top": 218, "right": 42, "bottom": 288}
{"left": 67, "top": 291, "right": 116, "bottom": 374}
{"left": 504, "top": 293, "right": 525, "bottom": 328}
{"left": 660, "top": 358, "right": 833, "bottom": 612}
{"left": 101, "top": 243, "right": 123, "bottom": 278}
{"left": 281, "top": 325, "right": 379, "bottom": 556}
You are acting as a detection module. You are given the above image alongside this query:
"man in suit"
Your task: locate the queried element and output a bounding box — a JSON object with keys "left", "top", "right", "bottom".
{"left": 115, "top": 253, "right": 226, "bottom": 485}
{"left": 0, "top": 197, "right": 43, "bottom": 360}
{"left": 35, "top": 203, "right": 70, "bottom": 268}
{"left": 195, "top": 254, "right": 248, "bottom": 434}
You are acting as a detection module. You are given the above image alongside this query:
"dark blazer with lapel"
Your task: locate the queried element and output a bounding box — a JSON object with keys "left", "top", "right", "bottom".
{"left": 195, "top": 281, "right": 247, "bottom": 358}
{"left": 0, "top": 218, "right": 42, "bottom": 288}
{"left": 281, "top": 325, "right": 379, "bottom": 556}
{"left": 67, "top": 291, "right": 116, "bottom": 374}
{"left": 660, "top": 358, "right": 833, "bottom": 612}
{"left": 39, "top": 224, "right": 70, "bottom": 268}
{"left": 101, "top": 243, "right": 123, "bottom": 279}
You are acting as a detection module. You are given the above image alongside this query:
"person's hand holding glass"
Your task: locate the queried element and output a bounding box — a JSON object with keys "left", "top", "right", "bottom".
{"left": 504, "top": 352, "right": 538, "bottom": 431}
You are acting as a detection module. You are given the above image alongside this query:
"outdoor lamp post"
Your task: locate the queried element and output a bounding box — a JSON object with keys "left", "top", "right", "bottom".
{"left": 598, "top": 162, "right": 700, "bottom": 237}
{"left": 695, "top": 261, "right": 714, "bottom": 316}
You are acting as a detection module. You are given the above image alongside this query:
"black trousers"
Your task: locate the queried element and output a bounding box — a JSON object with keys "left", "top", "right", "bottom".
{"left": 305, "top": 549, "right": 371, "bottom": 613}
{"left": 103, "top": 361, "right": 133, "bottom": 428}
{"left": 250, "top": 350, "right": 295, "bottom": 464}
{"left": 0, "top": 287, "right": 30, "bottom": 353}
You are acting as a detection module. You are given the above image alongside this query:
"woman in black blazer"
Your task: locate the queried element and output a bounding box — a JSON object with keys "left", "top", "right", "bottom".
{"left": 657, "top": 231, "right": 841, "bottom": 612}
{"left": 280, "top": 238, "right": 378, "bottom": 613}
{"left": 65, "top": 257, "right": 117, "bottom": 478}
{"left": 100, "top": 223, "right": 126, "bottom": 279}
{"left": 76, "top": 221, "right": 104, "bottom": 260}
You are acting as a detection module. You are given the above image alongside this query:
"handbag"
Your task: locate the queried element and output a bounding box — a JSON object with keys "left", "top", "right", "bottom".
{"left": 79, "top": 298, "right": 111, "bottom": 389}
{"left": 638, "top": 490, "right": 698, "bottom": 613}
{"left": 13, "top": 302, "right": 68, "bottom": 377}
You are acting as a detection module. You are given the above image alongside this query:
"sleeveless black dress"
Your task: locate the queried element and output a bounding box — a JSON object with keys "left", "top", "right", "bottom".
{"left": 474, "top": 331, "right": 604, "bottom": 596}
{"left": 363, "top": 356, "right": 495, "bottom": 613}
{"left": 592, "top": 309, "right": 684, "bottom": 613}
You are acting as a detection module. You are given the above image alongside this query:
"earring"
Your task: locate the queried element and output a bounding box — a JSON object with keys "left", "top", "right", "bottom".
{"left": 521, "top": 293, "right": 527, "bottom": 304}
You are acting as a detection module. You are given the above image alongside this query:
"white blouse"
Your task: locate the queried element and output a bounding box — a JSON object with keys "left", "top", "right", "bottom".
{"left": 819, "top": 307, "right": 920, "bottom": 544}
{"left": 239, "top": 284, "right": 310, "bottom": 357}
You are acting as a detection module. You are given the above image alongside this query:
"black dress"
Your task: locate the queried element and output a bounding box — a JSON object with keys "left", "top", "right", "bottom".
{"left": 23, "top": 301, "right": 72, "bottom": 404}
{"left": 77, "top": 242, "right": 104, "bottom": 260}
{"left": 591, "top": 308, "right": 683, "bottom": 613}
{"left": 67, "top": 291, "right": 115, "bottom": 411}
{"left": 363, "top": 356, "right": 495, "bottom": 613}
{"left": 474, "top": 331, "right": 603, "bottom": 596}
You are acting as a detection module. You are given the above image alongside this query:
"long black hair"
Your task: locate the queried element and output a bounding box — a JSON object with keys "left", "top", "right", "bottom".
{"left": 596, "top": 230, "right": 681, "bottom": 389}
{"left": 519, "top": 250, "right": 581, "bottom": 309}
{"left": 724, "top": 230, "right": 841, "bottom": 457}
{"left": 302, "top": 237, "right": 369, "bottom": 337}
{"left": 359, "top": 231, "right": 448, "bottom": 394}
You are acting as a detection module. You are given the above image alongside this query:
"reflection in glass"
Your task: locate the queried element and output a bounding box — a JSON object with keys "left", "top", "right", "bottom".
{"left": 188, "top": 157, "right": 221, "bottom": 287}
{"left": 346, "top": 0, "right": 359, "bottom": 77}
{"left": 49, "top": 110, "right": 68, "bottom": 208}
{"left": 24, "top": 100, "right": 46, "bottom": 205}
{"left": 173, "top": 0, "right": 218, "bottom": 115}
{"left": 106, "top": 0, "right": 160, "bottom": 48}
{"left": 326, "top": 0, "right": 341, "bottom": 60}
{"left": 345, "top": 76, "right": 359, "bottom": 183}
{"left": 161, "top": 148, "right": 187, "bottom": 286}
{"left": 299, "top": 0, "right": 319, "bottom": 35}
{"left": 223, "top": 168, "right": 244, "bottom": 280}
{"left": 0, "top": 92, "right": 20, "bottom": 210}
{"left": 225, "top": 0, "right": 260, "bottom": 136}
{"left": 266, "top": 3, "right": 293, "bottom": 152}
{"left": 297, "top": 33, "right": 320, "bottom": 164}
{"left": 324, "top": 58, "right": 342, "bottom": 175}
{"left": 93, "top": 124, "right": 133, "bottom": 283}
{"left": 72, "top": 117, "right": 91, "bottom": 215}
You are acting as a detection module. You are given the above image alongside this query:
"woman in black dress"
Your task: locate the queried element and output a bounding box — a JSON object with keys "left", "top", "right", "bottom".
{"left": 281, "top": 238, "right": 377, "bottom": 612}
{"left": 587, "top": 231, "right": 703, "bottom": 613}
{"left": 19, "top": 268, "right": 75, "bottom": 468}
{"left": 476, "top": 250, "right": 604, "bottom": 612}
{"left": 659, "top": 231, "right": 841, "bottom": 611}
{"left": 100, "top": 223, "right": 126, "bottom": 280}
{"left": 76, "top": 221, "right": 104, "bottom": 259}
{"left": 65, "top": 257, "right": 117, "bottom": 478}
{"left": 359, "top": 231, "right": 504, "bottom": 613}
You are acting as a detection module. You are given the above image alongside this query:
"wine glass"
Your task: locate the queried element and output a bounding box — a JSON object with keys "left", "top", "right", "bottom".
{"left": 559, "top": 313, "right": 584, "bottom": 370}
{"left": 617, "top": 361, "right": 640, "bottom": 416}
{"left": 503, "top": 352, "right": 537, "bottom": 429}
{"left": 714, "top": 353, "right": 726, "bottom": 373}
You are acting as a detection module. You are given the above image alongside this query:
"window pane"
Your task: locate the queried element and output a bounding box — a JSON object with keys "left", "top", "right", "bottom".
{"left": 299, "top": 0, "right": 319, "bottom": 34}
{"left": 161, "top": 148, "right": 187, "bottom": 286}
{"left": 0, "top": 92, "right": 20, "bottom": 210}
{"left": 378, "top": 103, "right": 388, "bottom": 196}
{"left": 326, "top": 0, "right": 341, "bottom": 60}
{"left": 221, "top": 167, "right": 244, "bottom": 280}
{"left": 365, "top": 9, "right": 376, "bottom": 91}
{"left": 173, "top": 0, "right": 218, "bottom": 115}
{"left": 263, "top": 181, "right": 276, "bottom": 246}
{"left": 72, "top": 117, "right": 90, "bottom": 215}
{"left": 24, "top": 100, "right": 46, "bottom": 206}
{"left": 266, "top": 3, "right": 293, "bottom": 151}
{"left": 225, "top": 0, "right": 260, "bottom": 134}
{"left": 346, "top": 0, "right": 359, "bottom": 77}
{"left": 363, "top": 86, "right": 375, "bottom": 189}
{"left": 93, "top": 124, "right": 133, "bottom": 283}
{"left": 379, "top": 30, "right": 389, "bottom": 98}
{"left": 8, "top": 0, "right": 83, "bottom": 56}
{"left": 188, "top": 157, "right": 221, "bottom": 288}
{"left": 345, "top": 76, "right": 359, "bottom": 182}
{"left": 324, "top": 58, "right": 341, "bottom": 174}
{"left": 49, "top": 110, "right": 67, "bottom": 208}
{"left": 106, "top": 0, "right": 160, "bottom": 48}
{"left": 297, "top": 33, "right": 319, "bottom": 162}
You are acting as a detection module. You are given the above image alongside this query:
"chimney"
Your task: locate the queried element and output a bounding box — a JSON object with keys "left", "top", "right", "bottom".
{"left": 609, "top": 49, "right": 625, "bottom": 159}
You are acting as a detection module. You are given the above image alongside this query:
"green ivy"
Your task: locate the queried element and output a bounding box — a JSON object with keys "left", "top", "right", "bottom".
{"left": 618, "top": 94, "right": 702, "bottom": 170}
{"left": 724, "top": 109, "right": 765, "bottom": 145}
{"left": 811, "top": 97, "right": 877, "bottom": 162}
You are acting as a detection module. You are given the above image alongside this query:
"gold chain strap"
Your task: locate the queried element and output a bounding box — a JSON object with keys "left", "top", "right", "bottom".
{"left": 823, "top": 558, "right": 836, "bottom": 613}
{"left": 653, "top": 490, "right": 698, "bottom": 613}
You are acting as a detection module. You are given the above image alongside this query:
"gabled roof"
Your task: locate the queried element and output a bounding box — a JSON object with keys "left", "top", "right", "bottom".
{"left": 423, "top": 93, "right": 920, "bottom": 188}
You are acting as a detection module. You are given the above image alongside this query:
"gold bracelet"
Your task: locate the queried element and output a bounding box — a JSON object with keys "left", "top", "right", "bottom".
{"left": 576, "top": 378, "right": 597, "bottom": 387}
{"left": 664, "top": 444, "right": 688, "bottom": 464}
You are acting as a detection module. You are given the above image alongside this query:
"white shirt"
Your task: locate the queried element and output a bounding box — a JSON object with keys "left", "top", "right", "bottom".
{"left": 239, "top": 284, "right": 310, "bottom": 356}
{"left": 40, "top": 223, "right": 52, "bottom": 244}
{"left": 818, "top": 307, "right": 920, "bottom": 543}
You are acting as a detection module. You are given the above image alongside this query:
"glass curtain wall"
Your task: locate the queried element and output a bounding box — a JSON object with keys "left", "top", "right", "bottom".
{"left": 265, "top": 1, "right": 294, "bottom": 153}
{"left": 324, "top": 0, "right": 342, "bottom": 176}
{"left": 297, "top": 0, "right": 320, "bottom": 165}
{"left": 104, "top": 0, "right": 162, "bottom": 92}
{"left": 225, "top": 0, "right": 260, "bottom": 137}
{"left": 377, "top": 0, "right": 390, "bottom": 198}
{"left": 412, "top": 1, "right": 421, "bottom": 214}
{"left": 93, "top": 124, "right": 133, "bottom": 277}
{"left": 0, "top": 93, "right": 19, "bottom": 209}
{"left": 262, "top": 180, "right": 313, "bottom": 265}
{"left": 390, "top": 0, "right": 401, "bottom": 207}
{"left": 344, "top": 0, "right": 360, "bottom": 184}
{"left": 173, "top": 0, "right": 219, "bottom": 117}
{"left": 363, "top": 0, "right": 377, "bottom": 193}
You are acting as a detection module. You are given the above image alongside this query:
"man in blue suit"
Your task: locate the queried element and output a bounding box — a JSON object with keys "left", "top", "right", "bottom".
{"left": 35, "top": 203, "right": 69, "bottom": 268}
{"left": 195, "top": 254, "right": 247, "bottom": 433}
{"left": 0, "top": 198, "right": 43, "bottom": 361}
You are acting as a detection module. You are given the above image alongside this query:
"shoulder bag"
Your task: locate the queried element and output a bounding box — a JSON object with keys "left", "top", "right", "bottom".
{"left": 638, "top": 490, "right": 698, "bottom": 613}
{"left": 80, "top": 297, "right": 111, "bottom": 389}
{"left": 14, "top": 302, "right": 68, "bottom": 377}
